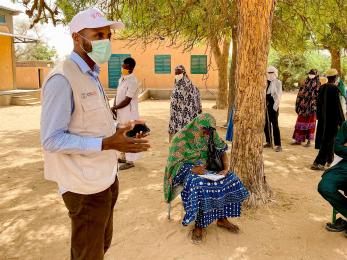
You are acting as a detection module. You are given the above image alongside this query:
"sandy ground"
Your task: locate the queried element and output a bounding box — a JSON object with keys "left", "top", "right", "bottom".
{"left": 0, "top": 92, "right": 346, "bottom": 260}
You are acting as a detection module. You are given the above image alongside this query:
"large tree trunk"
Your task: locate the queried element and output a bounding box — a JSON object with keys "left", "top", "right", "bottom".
{"left": 210, "top": 36, "right": 231, "bottom": 109}
{"left": 329, "top": 47, "right": 342, "bottom": 75}
{"left": 227, "top": 25, "right": 238, "bottom": 121}
{"left": 230, "top": 0, "right": 275, "bottom": 207}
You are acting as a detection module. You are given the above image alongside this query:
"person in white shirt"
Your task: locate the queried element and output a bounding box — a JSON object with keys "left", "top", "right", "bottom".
{"left": 112, "top": 57, "right": 140, "bottom": 170}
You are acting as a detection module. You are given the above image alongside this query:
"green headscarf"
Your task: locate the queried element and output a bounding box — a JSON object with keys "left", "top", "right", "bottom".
{"left": 164, "top": 113, "right": 227, "bottom": 202}
{"left": 338, "top": 79, "right": 346, "bottom": 98}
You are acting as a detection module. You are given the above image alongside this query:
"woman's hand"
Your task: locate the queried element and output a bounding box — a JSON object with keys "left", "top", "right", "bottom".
{"left": 218, "top": 169, "right": 229, "bottom": 176}
{"left": 192, "top": 166, "right": 206, "bottom": 175}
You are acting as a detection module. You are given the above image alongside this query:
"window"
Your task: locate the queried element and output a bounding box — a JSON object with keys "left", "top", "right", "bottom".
{"left": 191, "top": 55, "right": 207, "bottom": 74}
{"left": 108, "top": 54, "right": 131, "bottom": 88}
{"left": 0, "top": 15, "right": 6, "bottom": 24}
{"left": 155, "top": 55, "right": 171, "bottom": 74}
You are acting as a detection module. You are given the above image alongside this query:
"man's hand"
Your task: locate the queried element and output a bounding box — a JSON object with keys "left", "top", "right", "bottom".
{"left": 102, "top": 123, "right": 150, "bottom": 153}
{"left": 119, "top": 120, "right": 150, "bottom": 139}
{"left": 192, "top": 166, "right": 206, "bottom": 175}
{"left": 344, "top": 142, "right": 347, "bottom": 147}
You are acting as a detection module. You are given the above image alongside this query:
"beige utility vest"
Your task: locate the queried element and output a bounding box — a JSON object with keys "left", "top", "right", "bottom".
{"left": 42, "top": 59, "right": 117, "bottom": 194}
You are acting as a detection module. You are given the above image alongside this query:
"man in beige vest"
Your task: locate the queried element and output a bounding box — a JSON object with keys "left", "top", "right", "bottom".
{"left": 40, "top": 8, "right": 150, "bottom": 260}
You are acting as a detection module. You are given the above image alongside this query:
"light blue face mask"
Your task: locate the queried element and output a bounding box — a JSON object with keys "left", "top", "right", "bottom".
{"left": 78, "top": 34, "right": 112, "bottom": 65}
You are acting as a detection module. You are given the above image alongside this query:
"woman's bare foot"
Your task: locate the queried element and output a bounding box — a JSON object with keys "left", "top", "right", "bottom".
{"left": 217, "top": 218, "right": 240, "bottom": 233}
{"left": 191, "top": 226, "right": 203, "bottom": 244}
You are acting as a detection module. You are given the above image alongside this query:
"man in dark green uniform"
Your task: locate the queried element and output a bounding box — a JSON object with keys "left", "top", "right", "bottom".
{"left": 318, "top": 120, "right": 347, "bottom": 235}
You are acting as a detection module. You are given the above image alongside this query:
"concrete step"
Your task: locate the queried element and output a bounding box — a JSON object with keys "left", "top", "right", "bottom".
{"left": 11, "top": 96, "right": 41, "bottom": 106}
{"left": 12, "top": 97, "right": 38, "bottom": 101}
{"left": 26, "top": 101, "right": 41, "bottom": 106}
{"left": 0, "top": 89, "right": 41, "bottom": 106}
{"left": 105, "top": 90, "right": 117, "bottom": 99}
{"left": 12, "top": 95, "right": 36, "bottom": 99}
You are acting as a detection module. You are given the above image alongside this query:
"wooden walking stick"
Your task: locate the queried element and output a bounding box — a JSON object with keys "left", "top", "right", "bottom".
{"left": 266, "top": 104, "right": 273, "bottom": 149}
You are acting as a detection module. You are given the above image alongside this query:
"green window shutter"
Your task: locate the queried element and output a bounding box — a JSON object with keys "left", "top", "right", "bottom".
{"left": 108, "top": 54, "right": 131, "bottom": 89}
{"left": 0, "top": 15, "right": 6, "bottom": 24}
{"left": 191, "top": 55, "right": 207, "bottom": 74}
{"left": 155, "top": 55, "right": 171, "bottom": 74}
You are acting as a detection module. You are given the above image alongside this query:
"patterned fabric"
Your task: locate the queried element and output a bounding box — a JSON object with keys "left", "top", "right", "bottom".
{"left": 164, "top": 113, "right": 227, "bottom": 202}
{"left": 295, "top": 76, "right": 320, "bottom": 117}
{"left": 292, "top": 114, "right": 317, "bottom": 142}
{"left": 172, "top": 163, "right": 249, "bottom": 228}
{"left": 168, "top": 65, "right": 202, "bottom": 134}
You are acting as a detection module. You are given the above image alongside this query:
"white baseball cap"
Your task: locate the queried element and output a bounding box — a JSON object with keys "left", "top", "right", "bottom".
{"left": 69, "top": 7, "right": 125, "bottom": 34}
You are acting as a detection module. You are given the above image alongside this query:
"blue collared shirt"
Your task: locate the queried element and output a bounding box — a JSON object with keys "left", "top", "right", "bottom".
{"left": 40, "top": 52, "right": 106, "bottom": 154}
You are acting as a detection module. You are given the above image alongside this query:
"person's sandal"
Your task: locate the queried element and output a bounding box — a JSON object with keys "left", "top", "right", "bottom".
{"left": 119, "top": 163, "right": 135, "bottom": 171}
{"left": 217, "top": 220, "right": 240, "bottom": 233}
{"left": 189, "top": 228, "right": 206, "bottom": 245}
{"left": 263, "top": 143, "right": 272, "bottom": 148}
{"left": 311, "top": 163, "right": 325, "bottom": 171}
{"left": 326, "top": 218, "right": 347, "bottom": 232}
{"left": 275, "top": 146, "right": 282, "bottom": 152}
{"left": 291, "top": 141, "right": 301, "bottom": 145}
{"left": 304, "top": 141, "right": 311, "bottom": 147}
{"left": 118, "top": 158, "right": 126, "bottom": 163}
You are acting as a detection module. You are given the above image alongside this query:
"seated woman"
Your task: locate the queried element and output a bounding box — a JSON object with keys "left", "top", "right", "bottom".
{"left": 164, "top": 113, "right": 249, "bottom": 243}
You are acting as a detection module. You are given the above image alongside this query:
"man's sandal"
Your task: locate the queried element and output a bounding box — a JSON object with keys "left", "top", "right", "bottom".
{"left": 189, "top": 228, "right": 206, "bottom": 245}
{"left": 326, "top": 218, "right": 347, "bottom": 232}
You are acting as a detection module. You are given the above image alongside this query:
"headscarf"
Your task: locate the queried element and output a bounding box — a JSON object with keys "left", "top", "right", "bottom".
{"left": 164, "top": 113, "right": 227, "bottom": 202}
{"left": 174, "top": 64, "right": 196, "bottom": 88}
{"left": 168, "top": 65, "right": 202, "bottom": 134}
{"left": 266, "top": 66, "right": 282, "bottom": 111}
{"left": 337, "top": 79, "right": 346, "bottom": 98}
{"left": 267, "top": 66, "right": 279, "bottom": 79}
{"left": 295, "top": 70, "right": 320, "bottom": 116}
{"left": 175, "top": 64, "right": 187, "bottom": 77}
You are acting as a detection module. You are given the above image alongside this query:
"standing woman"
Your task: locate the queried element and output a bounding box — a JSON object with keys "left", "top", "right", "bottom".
{"left": 168, "top": 65, "right": 202, "bottom": 142}
{"left": 264, "top": 66, "right": 283, "bottom": 152}
{"left": 292, "top": 69, "right": 321, "bottom": 146}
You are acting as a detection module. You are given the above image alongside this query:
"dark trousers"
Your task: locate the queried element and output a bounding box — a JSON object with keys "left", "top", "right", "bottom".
{"left": 264, "top": 105, "right": 281, "bottom": 146}
{"left": 314, "top": 137, "right": 335, "bottom": 166}
{"left": 62, "top": 178, "right": 119, "bottom": 260}
{"left": 318, "top": 169, "right": 347, "bottom": 218}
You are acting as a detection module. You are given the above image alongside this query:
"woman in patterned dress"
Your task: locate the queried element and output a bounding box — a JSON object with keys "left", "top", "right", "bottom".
{"left": 164, "top": 113, "right": 249, "bottom": 244}
{"left": 292, "top": 69, "right": 321, "bottom": 146}
{"left": 168, "top": 65, "right": 202, "bottom": 142}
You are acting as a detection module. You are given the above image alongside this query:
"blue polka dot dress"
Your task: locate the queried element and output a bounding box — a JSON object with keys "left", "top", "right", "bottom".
{"left": 172, "top": 162, "right": 249, "bottom": 228}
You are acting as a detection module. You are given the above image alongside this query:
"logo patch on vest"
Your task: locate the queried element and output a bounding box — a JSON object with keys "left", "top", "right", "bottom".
{"left": 81, "top": 91, "right": 97, "bottom": 99}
